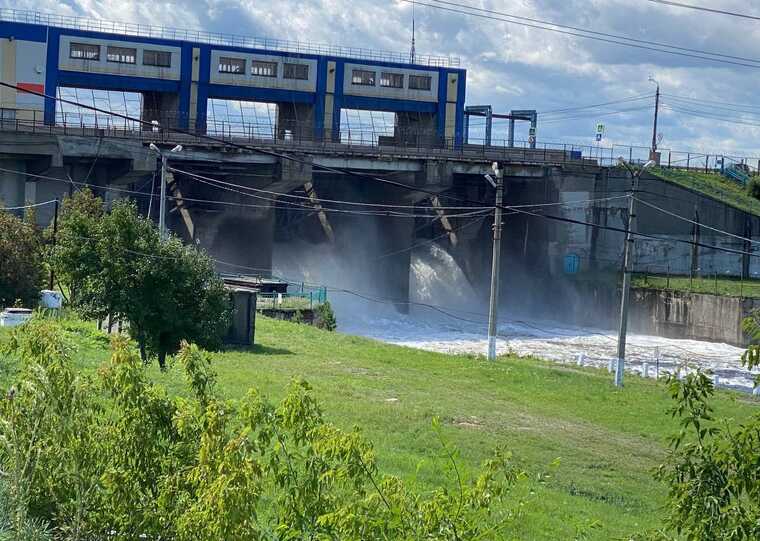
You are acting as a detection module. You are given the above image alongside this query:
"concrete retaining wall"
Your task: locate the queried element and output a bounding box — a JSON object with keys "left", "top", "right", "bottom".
{"left": 629, "top": 287, "right": 760, "bottom": 346}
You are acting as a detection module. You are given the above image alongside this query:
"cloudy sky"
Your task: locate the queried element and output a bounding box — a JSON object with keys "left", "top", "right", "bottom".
{"left": 6, "top": 0, "right": 760, "bottom": 157}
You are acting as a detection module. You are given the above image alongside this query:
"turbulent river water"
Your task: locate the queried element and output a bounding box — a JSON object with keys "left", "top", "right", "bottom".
{"left": 275, "top": 243, "right": 760, "bottom": 392}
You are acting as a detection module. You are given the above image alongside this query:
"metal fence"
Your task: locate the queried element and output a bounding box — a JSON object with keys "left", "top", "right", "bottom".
{"left": 0, "top": 8, "right": 459, "bottom": 67}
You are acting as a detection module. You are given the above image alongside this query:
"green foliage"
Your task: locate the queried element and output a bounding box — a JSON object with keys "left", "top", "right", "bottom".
{"left": 0, "top": 317, "right": 524, "bottom": 539}
{"left": 651, "top": 315, "right": 760, "bottom": 541}
{"left": 50, "top": 191, "right": 230, "bottom": 368}
{"left": 315, "top": 301, "right": 337, "bottom": 332}
{"left": 748, "top": 177, "right": 760, "bottom": 201}
{"left": 0, "top": 209, "right": 45, "bottom": 309}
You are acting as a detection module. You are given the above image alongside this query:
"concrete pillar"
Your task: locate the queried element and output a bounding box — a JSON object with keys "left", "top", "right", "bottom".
{"left": 0, "top": 159, "right": 26, "bottom": 214}
{"left": 395, "top": 112, "right": 437, "bottom": 147}
{"left": 142, "top": 92, "right": 181, "bottom": 129}
{"left": 277, "top": 103, "right": 315, "bottom": 142}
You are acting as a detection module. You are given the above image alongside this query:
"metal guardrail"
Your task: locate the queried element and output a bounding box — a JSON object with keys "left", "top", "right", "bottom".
{"left": 0, "top": 8, "right": 460, "bottom": 68}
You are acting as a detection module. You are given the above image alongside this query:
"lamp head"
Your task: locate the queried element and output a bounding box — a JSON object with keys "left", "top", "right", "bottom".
{"left": 149, "top": 143, "right": 160, "bottom": 154}
{"left": 642, "top": 160, "right": 656, "bottom": 169}
{"left": 170, "top": 144, "right": 183, "bottom": 153}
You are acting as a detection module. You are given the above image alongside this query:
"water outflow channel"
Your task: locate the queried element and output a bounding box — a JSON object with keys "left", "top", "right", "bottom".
{"left": 340, "top": 313, "right": 759, "bottom": 392}
{"left": 275, "top": 243, "right": 760, "bottom": 392}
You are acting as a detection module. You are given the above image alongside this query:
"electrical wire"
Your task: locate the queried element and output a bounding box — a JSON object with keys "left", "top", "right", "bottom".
{"left": 539, "top": 94, "right": 655, "bottom": 116}
{"left": 0, "top": 200, "right": 58, "bottom": 211}
{"left": 406, "top": 0, "right": 760, "bottom": 69}
{"left": 648, "top": 0, "right": 760, "bottom": 21}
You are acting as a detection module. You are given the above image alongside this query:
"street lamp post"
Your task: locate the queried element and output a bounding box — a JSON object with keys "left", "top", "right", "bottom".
{"left": 149, "top": 143, "right": 183, "bottom": 240}
{"left": 615, "top": 157, "right": 655, "bottom": 387}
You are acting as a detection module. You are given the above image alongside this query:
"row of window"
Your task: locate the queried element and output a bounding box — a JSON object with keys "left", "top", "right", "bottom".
{"left": 68, "top": 43, "right": 432, "bottom": 91}
{"left": 218, "top": 57, "right": 310, "bottom": 80}
{"left": 69, "top": 43, "right": 172, "bottom": 67}
{"left": 351, "top": 69, "right": 432, "bottom": 91}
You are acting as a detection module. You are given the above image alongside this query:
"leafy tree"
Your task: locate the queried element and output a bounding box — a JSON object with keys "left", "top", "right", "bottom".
{"left": 315, "top": 301, "right": 337, "bottom": 331}
{"left": 0, "top": 208, "right": 45, "bottom": 308}
{"left": 647, "top": 312, "right": 760, "bottom": 540}
{"left": 51, "top": 191, "right": 230, "bottom": 368}
{"left": 747, "top": 177, "right": 760, "bottom": 201}
{"left": 0, "top": 317, "right": 527, "bottom": 539}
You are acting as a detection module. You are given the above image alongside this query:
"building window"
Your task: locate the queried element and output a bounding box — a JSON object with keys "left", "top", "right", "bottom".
{"left": 69, "top": 42, "right": 100, "bottom": 61}
{"left": 219, "top": 57, "right": 246, "bottom": 74}
{"left": 380, "top": 72, "right": 404, "bottom": 89}
{"left": 409, "top": 75, "right": 432, "bottom": 91}
{"left": 251, "top": 60, "right": 278, "bottom": 77}
{"left": 283, "top": 63, "right": 309, "bottom": 80}
{"left": 351, "top": 69, "right": 376, "bottom": 86}
{"left": 143, "top": 50, "right": 172, "bottom": 68}
{"left": 106, "top": 46, "right": 137, "bottom": 64}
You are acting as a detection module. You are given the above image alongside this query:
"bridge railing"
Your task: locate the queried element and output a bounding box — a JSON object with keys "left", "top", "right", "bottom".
{"left": 5, "top": 107, "right": 760, "bottom": 173}
{"left": 0, "top": 8, "right": 460, "bottom": 67}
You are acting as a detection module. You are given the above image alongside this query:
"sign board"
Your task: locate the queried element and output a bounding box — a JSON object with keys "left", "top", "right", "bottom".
{"left": 528, "top": 126, "right": 536, "bottom": 144}
{"left": 564, "top": 254, "right": 581, "bottom": 274}
{"left": 595, "top": 123, "right": 605, "bottom": 143}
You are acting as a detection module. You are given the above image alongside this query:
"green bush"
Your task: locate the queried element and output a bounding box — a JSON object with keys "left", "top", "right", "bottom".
{"left": 315, "top": 301, "right": 337, "bottom": 331}
{"left": 0, "top": 317, "right": 525, "bottom": 539}
{"left": 0, "top": 208, "right": 45, "bottom": 309}
{"left": 647, "top": 311, "right": 760, "bottom": 539}
{"left": 747, "top": 177, "right": 760, "bottom": 200}
{"left": 50, "top": 190, "right": 230, "bottom": 368}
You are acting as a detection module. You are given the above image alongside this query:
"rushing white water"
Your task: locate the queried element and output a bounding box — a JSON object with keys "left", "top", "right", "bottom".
{"left": 275, "top": 242, "right": 760, "bottom": 392}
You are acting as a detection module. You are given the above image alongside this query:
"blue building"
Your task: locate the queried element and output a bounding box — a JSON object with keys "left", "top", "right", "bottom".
{"left": 0, "top": 10, "right": 467, "bottom": 145}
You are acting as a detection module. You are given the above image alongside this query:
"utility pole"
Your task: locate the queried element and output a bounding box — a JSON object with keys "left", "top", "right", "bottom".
{"left": 615, "top": 158, "right": 654, "bottom": 387}
{"left": 48, "top": 198, "right": 59, "bottom": 290}
{"left": 149, "top": 143, "right": 182, "bottom": 240}
{"left": 159, "top": 153, "right": 168, "bottom": 240}
{"left": 486, "top": 162, "right": 504, "bottom": 361}
{"left": 649, "top": 77, "right": 660, "bottom": 155}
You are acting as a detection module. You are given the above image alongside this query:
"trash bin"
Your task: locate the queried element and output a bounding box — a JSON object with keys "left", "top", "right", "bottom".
{"left": 0, "top": 308, "right": 33, "bottom": 327}
{"left": 225, "top": 288, "right": 257, "bottom": 346}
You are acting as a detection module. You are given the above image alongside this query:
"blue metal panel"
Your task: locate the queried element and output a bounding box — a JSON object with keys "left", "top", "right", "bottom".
{"left": 57, "top": 71, "right": 181, "bottom": 93}
{"left": 43, "top": 28, "right": 60, "bottom": 124}
{"left": 196, "top": 44, "right": 211, "bottom": 132}
{"left": 341, "top": 94, "right": 437, "bottom": 114}
{"left": 455, "top": 70, "right": 467, "bottom": 146}
{"left": 206, "top": 84, "right": 315, "bottom": 104}
{"left": 332, "top": 60, "right": 345, "bottom": 138}
{"left": 178, "top": 44, "right": 193, "bottom": 129}
{"left": 0, "top": 21, "right": 47, "bottom": 42}
{"left": 313, "top": 56, "right": 327, "bottom": 137}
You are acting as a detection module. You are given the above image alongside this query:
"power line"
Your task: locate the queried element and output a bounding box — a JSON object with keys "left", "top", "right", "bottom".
{"left": 648, "top": 0, "right": 760, "bottom": 21}
{"left": 407, "top": 0, "right": 760, "bottom": 69}
{"left": 663, "top": 93, "right": 760, "bottom": 113}
{"left": 540, "top": 105, "right": 654, "bottom": 124}
{"left": 539, "top": 94, "right": 655, "bottom": 116}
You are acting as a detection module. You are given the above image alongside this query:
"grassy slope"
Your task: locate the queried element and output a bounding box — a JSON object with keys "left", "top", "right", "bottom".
{"left": 1, "top": 317, "right": 758, "bottom": 539}
{"left": 649, "top": 167, "right": 760, "bottom": 216}
{"left": 633, "top": 274, "right": 760, "bottom": 298}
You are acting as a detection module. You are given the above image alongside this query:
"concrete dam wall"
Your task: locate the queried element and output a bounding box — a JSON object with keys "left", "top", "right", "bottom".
{"left": 628, "top": 288, "right": 760, "bottom": 347}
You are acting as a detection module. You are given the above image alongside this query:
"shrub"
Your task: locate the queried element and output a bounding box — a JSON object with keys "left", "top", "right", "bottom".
{"left": 747, "top": 177, "right": 760, "bottom": 200}
{"left": 315, "top": 301, "right": 337, "bottom": 331}
{"left": 647, "top": 312, "right": 760, "bottom": 540}
{"left": 0, "top": 208, "right": 45, "bottom": 309}
{"left": 0, "top": 317, "right": 526, "bottom": 539}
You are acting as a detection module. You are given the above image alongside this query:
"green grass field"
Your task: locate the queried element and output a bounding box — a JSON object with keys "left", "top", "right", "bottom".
{"left": 649, "top": 167, "right": 760, "bottom": 216}
{"left": 1, "top": 317, "right": 758, "bottom": 539}
{"left": 633, "top": 273, "right": 760, "bottom": 298}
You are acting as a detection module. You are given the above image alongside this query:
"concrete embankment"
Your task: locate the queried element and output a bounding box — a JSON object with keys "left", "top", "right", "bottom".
{"left": 629, "top": 288, "right": 760, "bottom": 347}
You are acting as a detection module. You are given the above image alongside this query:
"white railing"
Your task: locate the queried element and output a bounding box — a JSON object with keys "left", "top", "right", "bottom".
{"left": 0, "top": 8, "right": 460, "bottom": 67}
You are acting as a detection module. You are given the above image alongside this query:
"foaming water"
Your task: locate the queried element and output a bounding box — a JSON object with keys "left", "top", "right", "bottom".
{"left": 275, "top": 242, "right": 759, "bottom": 392}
